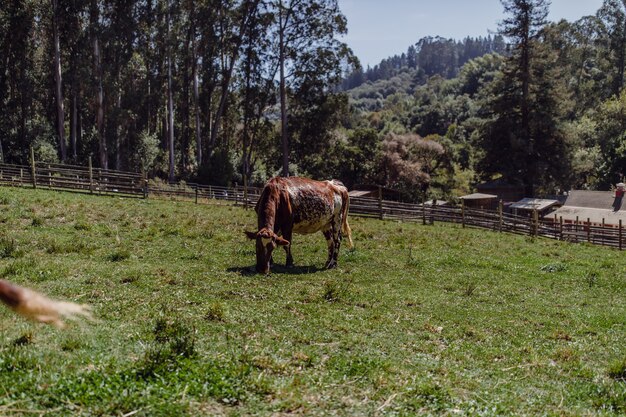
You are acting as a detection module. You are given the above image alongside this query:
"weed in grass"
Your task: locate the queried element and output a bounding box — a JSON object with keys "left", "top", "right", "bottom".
{"left": 106, "top": 248, "right": 131, "bottom": 262}
{"left": 74, "top": 221, "right": 91, "bottom": 231}
{"left": 1, "top": 258, "right": 33, "bottom": 277}
{"left": 590, "top": 383, "right": 626, "bottom": 413}
{"left": 553, "top": 347, "right": 578, "bottom": 363}
{"left": 0, "top": 347, "right": 38, "bottom": 373}
{"left": 463, "top": 281, "right": 478, "bottom": 296}
{"left": 30, "top": 216, "right": 44, "bottom": 227}
{"left": 205, "top": 302, "right": 226, "bottom": 322}
{"left": 120, "top": 274, "right": 139, "bottom": 284}
{"left": 0, "top": 194, "right": 11, "bottom": 205}
{"left": 407, "top": 247, "right": 422, "bottom": 267}
{"left": 45, "top": 238, "right": 94, "bottom": 255}
{"left": 585, "top": 271, "right": 598, "bottom": 288}
{"left": 0, "top": 236, "right": 24, "bottom": 259}
{"left": 327, "top": 354, "right": 383, "bottom": 379}
{"left": 61, "top": 338, "right": 83, "bottom": 352}
{"left": 541, "top": 262, "right": 568, "bottom": 273}
{"left": 403, "top": 381, "right": 451, "bottom": 412}
{"left": 321, "top": 277, "right": 354, "bottom": 302}
{"left": 11, "top": 333, "right": 33, "bottom": 347}
{"left": 608, "top": 358, "right": 626, "bottom": 381}
{"left": 291, "top": 351, "right": 314, "bottom": 369}
{"left": 553, "top": 330, "right": 573, "bottom": 341}
{"left": 137, "top": 318, "right": 197, "bottom": 378}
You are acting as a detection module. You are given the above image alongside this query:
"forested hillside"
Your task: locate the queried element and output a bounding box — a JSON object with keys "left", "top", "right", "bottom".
{"left": 2, "top": 0, "right": 626, "bottom": 201}
{"left": 344, "top": 0, "right": 626, "bottom": 199}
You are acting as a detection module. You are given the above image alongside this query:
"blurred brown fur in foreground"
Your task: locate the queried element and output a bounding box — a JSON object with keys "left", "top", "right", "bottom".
{"left": 0, "top": 279, "right": 92, "bottom": 328}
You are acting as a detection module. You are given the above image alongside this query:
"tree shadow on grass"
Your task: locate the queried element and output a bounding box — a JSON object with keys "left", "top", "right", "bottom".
{"left": 227, "top": 264, "right": 324, "bottom": 276}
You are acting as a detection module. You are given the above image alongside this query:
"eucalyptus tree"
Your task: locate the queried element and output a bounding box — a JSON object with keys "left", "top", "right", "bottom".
{"left": 597, "top": 0, "right": 626, "bottom": 96}
{"left": 270, "top": 0, "right": 352, "bottom": 177}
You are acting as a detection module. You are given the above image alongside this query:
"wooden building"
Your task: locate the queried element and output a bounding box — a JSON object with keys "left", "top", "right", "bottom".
{"left": 460, "top": 193, "right": 498, "bottom": 210}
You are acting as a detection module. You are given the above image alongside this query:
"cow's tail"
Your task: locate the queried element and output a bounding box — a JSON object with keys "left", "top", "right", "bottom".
{"left": 341, "top": 191, "right": 354, "bottom": 249}
{"left": 0, "top": 279, "right": 93, "bottom": 328}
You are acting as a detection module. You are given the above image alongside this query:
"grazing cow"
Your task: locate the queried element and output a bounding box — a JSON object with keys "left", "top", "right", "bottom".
{"left": 0, "top": 279, "right": 92, "bottom": 328}
{"left": 245, "top": 177, "right": 353, "bottom": 274}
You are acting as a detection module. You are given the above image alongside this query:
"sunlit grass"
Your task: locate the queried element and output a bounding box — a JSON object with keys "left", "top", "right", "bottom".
{"left": 0, "top": 186, "right": 624, "bottom": 416}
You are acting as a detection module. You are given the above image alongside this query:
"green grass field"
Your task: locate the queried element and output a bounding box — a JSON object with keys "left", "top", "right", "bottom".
{"left": 0, "top": 186, "right": 624, "bottom": 416}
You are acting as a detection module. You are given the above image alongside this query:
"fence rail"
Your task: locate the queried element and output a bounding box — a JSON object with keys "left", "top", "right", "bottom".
{"left": 1, "top": 160, "right": 624, "bottom": 250}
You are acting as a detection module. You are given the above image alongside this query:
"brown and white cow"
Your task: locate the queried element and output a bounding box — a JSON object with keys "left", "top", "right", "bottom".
{"left": 0, "top": 279, "right": 92, "bottom": 328}
{"left": 245, "top": 177, "right": 353, "bottom": 274}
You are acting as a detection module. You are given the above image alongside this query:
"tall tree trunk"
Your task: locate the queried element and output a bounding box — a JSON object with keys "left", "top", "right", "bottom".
{"left": 181, "top": 18, "right": 193, "bottom": 175}
{"left": 115, "top": 88, "right": 121, "bottom": 170}
{"left": 70, "top": 88, "right": 77, "bottom": 160}
{"left": 52, "top": 0, "right": 66, "bottom": 161}
{"left": 192, "top": 34, "right": 202, "bottom": 167}
{"left": 279, "top": 2, "right": 289, "bottom": 177}
{"left": 94, "top": 38, "right": 106, "bottom": 169}
{"left": 91, "top": 0, "right": 107, "bottom": 169}
{"left": 208, "top": 0, "right": 260, "bottom": 159}
{"left": 167, "top": 1, "right": 175, "bottom": 182}
{"left": 520, "top": 10, "right": 533, "bottom": 196}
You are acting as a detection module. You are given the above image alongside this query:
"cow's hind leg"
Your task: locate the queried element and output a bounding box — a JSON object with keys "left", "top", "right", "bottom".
{"left": 323, "top": 230, "right": 336, "bottom": 269}
{"left": 325, "top": 219, "right": 343, "bottom": 269}
{"left": 330, "top": 218, "right": 343, "bottom": 268}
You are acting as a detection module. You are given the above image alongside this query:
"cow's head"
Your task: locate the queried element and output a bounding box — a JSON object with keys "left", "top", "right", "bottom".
{"left": 244, "top": 228, "right": 289, "bottom": 274}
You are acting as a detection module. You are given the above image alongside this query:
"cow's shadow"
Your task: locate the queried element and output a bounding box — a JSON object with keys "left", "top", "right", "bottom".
{"left": 227, "top": 264, "right": 324, "bottom": 276}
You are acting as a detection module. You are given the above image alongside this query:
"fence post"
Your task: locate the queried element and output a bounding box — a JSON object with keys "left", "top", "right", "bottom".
{"left": 559, "top": 216, "right": 563, "bottom": 240}
{"left": 461, "top": 199, "right": 465, "bottom": 228}
{"left": 498, "top": 200, "right": 503, "bottom": 232}
{"left": 554, "top": 214, "right": 558, "bottom": 239}
{"left": 430, "top": 200, "right": 434, "bottom": 225}
{"left": 378, "top": 185, "right": 383, "bottom": 220}
{"left": 620, "top": 220, "right": 623, "bottom": 251}
{"left": 532, "top": 209, "right": 538, "bottom": 236}
{"left": 243, "top": 174, "right": 249, "bottom": 210}
{"left": 195, "top": 186, "right": 198, "bottom": 204}
{"left": 422, "top": 200, "right": 426, "bottom": 225}
{"left": 88, "top": 157, "right": 94, "bottom": 193}
{"left": 575, "top": 216, "right": 579, "bottom": 233}
{"left": 587, "top": 218, "right": 591, "bottom": 243}
{"left": 602, "top": 218, "right": 605, "bottom": 247}
{"left": 29, "top": 146, "right": 36, "bottom": 189}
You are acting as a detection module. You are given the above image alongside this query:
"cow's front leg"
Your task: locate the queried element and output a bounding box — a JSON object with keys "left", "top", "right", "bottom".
{"left": 323, "top": 229, "right": 337, "bottom": 269}
{"left": 283, "top": 229, "right": 294, "bottom": 267}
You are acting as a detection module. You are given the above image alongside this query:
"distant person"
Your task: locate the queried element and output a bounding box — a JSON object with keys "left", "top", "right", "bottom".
{"left": 612, "top": 183, "right": 625, "bottom": 211}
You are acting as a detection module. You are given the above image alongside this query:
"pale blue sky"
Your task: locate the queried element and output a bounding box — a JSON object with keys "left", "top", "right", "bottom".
{"left": 339, "top": 0, "right": 605, "bottom": 68}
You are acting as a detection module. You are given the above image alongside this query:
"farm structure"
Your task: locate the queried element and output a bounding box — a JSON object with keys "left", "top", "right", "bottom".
{"left": 552, "top": 190, "right": 626, "bottom": 227}
{"left": 1, "top": 160, "right": 626, "bottom": 250}
{"left": 509, "top": 198, "right": 562, "bottom": 218}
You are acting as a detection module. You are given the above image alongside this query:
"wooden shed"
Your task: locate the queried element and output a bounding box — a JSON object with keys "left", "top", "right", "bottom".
{"left": 460, "top": 193, "right": 498, "bottom": 210}
{"left": 476, "top": 179, "right": 525, "bottom": 202}
{"left": 349, "top": 184, "right": 404, "bottom": 201}
{"left": 509, "top": 198, "right": 561, "bottom": 217}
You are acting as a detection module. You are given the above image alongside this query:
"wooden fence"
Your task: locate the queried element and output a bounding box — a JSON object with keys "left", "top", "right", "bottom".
{"left": 0, "top": 159, "right": 624, "bottom": 250}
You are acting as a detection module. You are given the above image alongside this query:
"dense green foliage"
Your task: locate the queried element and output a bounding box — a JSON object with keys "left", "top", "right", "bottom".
{"left": 345, "top": 0, "right": 626, "bottom": 198}
{"left": 3, "top": 0, "right": 626, "bottom": 200}
{"left": 0, "top": 187, "right": 625, "bottom": 415}
{"left": 0, "top": 0, "right": 352, "bottom": 184}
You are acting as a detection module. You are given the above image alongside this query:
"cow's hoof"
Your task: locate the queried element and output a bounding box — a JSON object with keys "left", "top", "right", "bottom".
{"left": 285, "top": 263, "right": 294, "bottom": 268}
{"left": 325, "top": 262, "right": 337, "bottom": 269}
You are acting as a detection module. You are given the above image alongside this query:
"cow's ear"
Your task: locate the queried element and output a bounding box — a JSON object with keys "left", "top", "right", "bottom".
{"left": 275, "top": 236, "right": 290, "bottom": 246}
{"left": 244, "top": 231, "right": 258, "bottom": 240}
